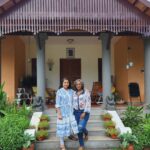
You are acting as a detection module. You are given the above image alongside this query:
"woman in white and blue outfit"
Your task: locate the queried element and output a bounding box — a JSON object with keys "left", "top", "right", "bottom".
{"left": 73, "top": 79, "right": 91, "bottom": 150}
{"left": 55, "top": 78, "right": 78, "bottom": 150}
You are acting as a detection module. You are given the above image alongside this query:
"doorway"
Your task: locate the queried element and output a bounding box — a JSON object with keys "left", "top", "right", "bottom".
{"left": 60, "top": 59, "right": 81, "bottom": 84}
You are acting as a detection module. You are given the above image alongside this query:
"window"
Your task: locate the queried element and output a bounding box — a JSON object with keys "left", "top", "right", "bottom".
{"left": 66, "top": 48, "right": 75, "bottom": 58}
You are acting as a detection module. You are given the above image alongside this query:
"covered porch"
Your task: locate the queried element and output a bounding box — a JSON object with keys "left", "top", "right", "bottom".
{"left": 0, "top": 0, "right": 150, "bottom": 108}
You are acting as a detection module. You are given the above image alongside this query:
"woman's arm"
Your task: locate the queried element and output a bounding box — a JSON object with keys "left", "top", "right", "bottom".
{"left": 84, "top": 90, "right": 91, "bottom": 113}
{"left": 80, "top": 90, "right": 91, "bottom": 120}
{"left": 55, "top": 90, "right": 62, "bottom": 120}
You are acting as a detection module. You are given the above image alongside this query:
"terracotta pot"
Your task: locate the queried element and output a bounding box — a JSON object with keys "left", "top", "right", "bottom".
{"left": 116, "top": 100, "right": 125, "bottom": 105}
{"left": 111, "top": 134, "right": 118, "bottom": 139}
{"left": 22, "top": 143, "right": 34, "bottom": 150}
{"left": 127, "top": 144, "right": 134, "bottom": 150}
{"left": 40, "top": 118, "right": 48, "bottom": 121}
{"left": 38, "top": 127, "right": 47, "bottom": 130}
{"left": 103, "top": 118, "right": 111, "bottom": 121}
{"left": 37, "top": 136, "right": 46, "bottom": 141}
{"left": 108, "top": 126, "right": 115, "bottom": 129}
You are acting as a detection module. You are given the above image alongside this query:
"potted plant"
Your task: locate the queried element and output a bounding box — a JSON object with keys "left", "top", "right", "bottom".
{"left": 36, "top": 130, "right": 48, "bottom": 141}
{"left": 101, "top": 113, "right": 112, "bottom": 121}
{"left": 22, "top": 133, "right": 35, "bottom": 150}
{"left": 38, "top": 121, "right": 49, "bottom": 130}
{"left": 40, "top": 114, "right": 50, "bottom": 121}
{"left": 106, "top": 128, "right": 119, "bottom": 139}
{"left": 104, "top": 120, "right": 116, "bottom": 129}
{"left": 122, "top": 106, "right": 143, "bottom": 128}
{"left": 119, "top": 132, "right": 138, "bottom": 150}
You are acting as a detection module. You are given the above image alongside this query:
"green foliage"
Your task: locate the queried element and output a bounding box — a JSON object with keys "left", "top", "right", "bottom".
{"left": 121, "top": 106, "right": 150, "bottom": 150}
{"left": 36, "top": 130, "right": 48, "bottom": 139}
{"left": 0, "top": 83, "right": 7, "bottom": 110}
{"left": 38, "top": 121, "right": 49, "bottom": 129}
{"left": 22, "top": 133, "right": 35, "bottom": 148}
{"left": 40, "top": 114, "right": 50, "bottom": 121}
{"left": 2, "top": 102, "right": 32, "bottom": 118}
{"left": 0, "top": 114, "right": 30, "bottom": 150}
{"left": 112, "top": 90, "right": 121, "bottom": 102}
{"left": 122, "top": 106, "right": 144, "bottom": 128}
{"left": 104, "top": 120, "right": 115, "bottom": 128}
{"left": 101, "top": 113, "right": 112, "bottom": 120}
{"left": 0, "top": 84, "right": 33, "bottom": 150}
{"left": 119, "top": 132, "right": 138, "bottom": 149}
{"left": 106, "top": 128, "right": 119, "bottom": 136}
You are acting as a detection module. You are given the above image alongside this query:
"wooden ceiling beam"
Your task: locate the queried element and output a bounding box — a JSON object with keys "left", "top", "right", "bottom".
{"left": 133, "top": 0, "right": 138, "bottom": 6}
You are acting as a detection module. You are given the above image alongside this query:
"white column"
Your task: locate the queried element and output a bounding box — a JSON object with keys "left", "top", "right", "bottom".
{"left": 35, "top": 33, "right": 48, "bottom": 108}
{"left": 144, "top": 37, "right": 150, "bottom": 105}
{"left": 100, "top": 33, "right": 112, "bottom": 108}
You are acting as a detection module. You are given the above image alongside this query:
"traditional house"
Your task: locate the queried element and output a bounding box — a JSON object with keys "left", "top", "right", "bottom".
{"left": 0, "top": 0, "right": 150, "bottom": 106}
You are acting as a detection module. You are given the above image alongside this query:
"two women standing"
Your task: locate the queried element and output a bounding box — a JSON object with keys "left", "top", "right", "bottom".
{"left": 55, "top": 78, "right": 91, "bottom": 150}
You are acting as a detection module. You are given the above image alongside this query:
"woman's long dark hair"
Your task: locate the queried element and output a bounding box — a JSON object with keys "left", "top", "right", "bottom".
{"left": 59, "top": 78, "right": 72, "bottom": 89}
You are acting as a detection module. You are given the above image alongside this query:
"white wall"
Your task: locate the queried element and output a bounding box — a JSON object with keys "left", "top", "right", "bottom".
{"left": 24, "top": 36, "right": 116, "bottom": 91}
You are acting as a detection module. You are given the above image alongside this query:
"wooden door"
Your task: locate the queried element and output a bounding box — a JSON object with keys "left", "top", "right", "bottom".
{"left": 60, "top": 59, "right": 81, "bottom": 84}
{"left": 98, "top": 58, "right": 102, "bottom": 84}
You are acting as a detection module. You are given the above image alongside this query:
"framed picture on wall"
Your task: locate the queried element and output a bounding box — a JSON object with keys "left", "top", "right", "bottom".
{"left": 66, "top": 48, "right": 75, "bottom": 58}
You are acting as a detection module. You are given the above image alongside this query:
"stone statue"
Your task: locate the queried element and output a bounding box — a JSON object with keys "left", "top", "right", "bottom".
{"left": 32, "top": 96, "right": 44, "bottom": 111}
{"left": 106, "top": 95, "right": 116, "bottom": 110}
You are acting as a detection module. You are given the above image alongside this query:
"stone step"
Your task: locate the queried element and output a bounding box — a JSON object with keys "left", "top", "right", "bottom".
{"left": 35, "top": 135, "right": 120, "bottom": 150}
{"left": 48, "top": 126, "right": 106, "bottom": 137}
{"left": 44, "top": 108, "right": 103, "bottom": 116}
{"left": 48, "top": 114, "right": 102, "bottom": 122}
{"left": 49, "top": 120, "right": 104, "bottom": 128}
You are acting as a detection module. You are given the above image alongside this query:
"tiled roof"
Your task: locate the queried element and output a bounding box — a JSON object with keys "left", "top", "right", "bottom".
{"left": 128, "top": 0, "right": 150, "bottom": 16}
{"left": 0, "top": 0, "right": 23, "bottom": 15}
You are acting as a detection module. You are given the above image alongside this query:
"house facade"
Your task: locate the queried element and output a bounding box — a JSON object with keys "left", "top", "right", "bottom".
{"left": 0, "top": 0, "right": 150, "bottom": 106}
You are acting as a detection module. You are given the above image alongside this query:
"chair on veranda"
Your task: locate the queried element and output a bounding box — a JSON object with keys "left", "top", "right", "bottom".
{"left": 91, "top": 82, "right": 102, "bottom": 104}
{"left": 128, "top": 82, "right": 142, "bottom": 105}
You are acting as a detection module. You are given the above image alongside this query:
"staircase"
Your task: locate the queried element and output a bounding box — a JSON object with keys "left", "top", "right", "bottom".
{"left": 35, "top": 107, "right": 120, "bottom": 150}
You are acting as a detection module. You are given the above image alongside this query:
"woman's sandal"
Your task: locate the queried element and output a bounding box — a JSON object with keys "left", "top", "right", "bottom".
{"left": 60, "top": 145, "right": 66, "bottom": 150}
{"left": 68, "top": 135, "right": 78, "bottom": 141}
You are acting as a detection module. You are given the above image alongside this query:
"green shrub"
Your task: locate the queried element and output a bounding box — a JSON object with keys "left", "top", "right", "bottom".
{"left": 106, "top": 128, "right": 119, "bottom": 136}
{"left": 0, "top": 114, "right": 30, "bottom": 150}
{"left": 0, "top": 83, "right": 7, "bottom": 111}
{"left": 22, "top": 133, "right": 35, "bottom": 148}
{"left": 38, "top": 121, "right": 49, "bottom": 130}
{"left": 133, "top": 118, "right": 150, "bottom": 150}
{"left": 40, "top": 114, "right": 50, "bottom": 121}
{"left": 36, "top": 130, "right": 48, "bottom": 140}
{"left": 119, "top": 132, "right": 138, "bottom": 149}
{"left": 122, "top": 106, "right": 144, "bottom": 128}
{"left": 101, "top": 113, "right": 112, "bottom": 120}
{"left": 104, "top": 120, "right": 115, "bottom": 128}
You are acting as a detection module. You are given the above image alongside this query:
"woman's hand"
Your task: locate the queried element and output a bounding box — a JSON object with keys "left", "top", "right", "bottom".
{"left": 80, "top": 112, "right": 86, "bottom": 120}
{"left": 56, "top": 108, "right": 62, "bottom": 120}
{"left": 58, "top": 113, "right": 63, "bottom": 120}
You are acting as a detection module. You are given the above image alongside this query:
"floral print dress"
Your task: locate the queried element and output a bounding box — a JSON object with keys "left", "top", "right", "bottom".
{"left": 55, "top": 88, "right": 78, "bottom": 137}
{"left": 73, "top": 89, "right": 91, "bottom": 113}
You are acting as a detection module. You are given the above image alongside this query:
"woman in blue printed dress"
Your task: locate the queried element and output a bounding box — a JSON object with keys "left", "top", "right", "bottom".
{"left": 55, "top": 78, "right": 78, "bottom": 150}
{"left": 73, "top": 79, "right": 91, "bottom": 150}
